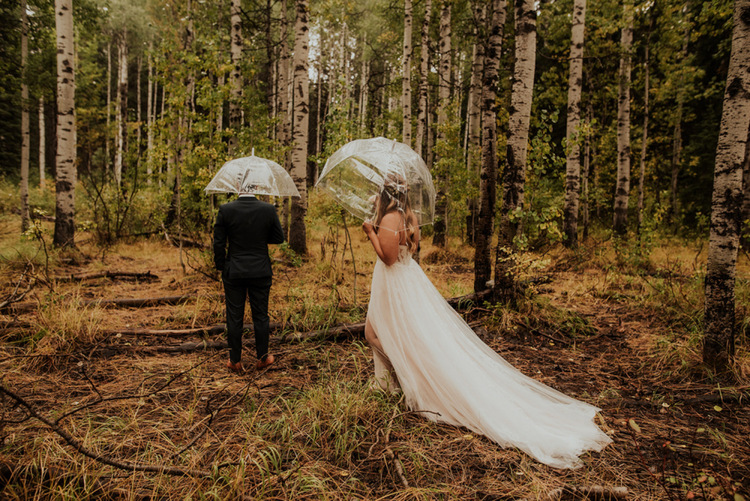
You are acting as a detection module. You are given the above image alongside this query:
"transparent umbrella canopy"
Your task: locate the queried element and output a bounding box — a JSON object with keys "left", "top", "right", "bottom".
{"left": 316, "top": 137, "right": 436, "bottom": 225}
{"left": 204, "top": 149, "right": 300, "bottom": 197}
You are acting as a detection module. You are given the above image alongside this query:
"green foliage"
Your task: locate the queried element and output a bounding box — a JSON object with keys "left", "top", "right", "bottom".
{"left": 512, "top": 109, "right": 565, "bottom": 250}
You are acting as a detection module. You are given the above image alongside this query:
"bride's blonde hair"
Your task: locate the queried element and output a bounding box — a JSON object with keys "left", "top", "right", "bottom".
{"left": 374, "top": 173, "right": 419, "bottom": 253}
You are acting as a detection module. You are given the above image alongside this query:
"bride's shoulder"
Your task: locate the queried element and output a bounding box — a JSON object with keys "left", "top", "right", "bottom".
{"left": 380, "top": 211, "right": 402, "bottom": 229}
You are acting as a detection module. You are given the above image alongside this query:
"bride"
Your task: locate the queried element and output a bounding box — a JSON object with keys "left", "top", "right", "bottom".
{"left": 361, "top": 175, "right": 612, "bottom": 469}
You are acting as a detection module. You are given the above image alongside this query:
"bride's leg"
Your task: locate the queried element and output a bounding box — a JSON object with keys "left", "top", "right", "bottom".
{"left": 365, "top": 317, "right": 400, "bottom": 392}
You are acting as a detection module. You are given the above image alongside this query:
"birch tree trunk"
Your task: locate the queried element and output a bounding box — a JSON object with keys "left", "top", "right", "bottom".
{"left": 433, "top": 0, "right": 452, "bottom": 248}
{"left": 637, "top": 22, "right": 651, "bottom": 233}
{"left": 562, "top": 0, "right": 587, "bottom": 249}
{"left": 147, "top": 40, "right": 154, "bottom": 184}
{"left": 278, "top": 0, "right": 291, "bottom": 238}
{"left": 613, "top": 0, "right": 633, "bottom": 236}
{"left": 228, "top": 0, "right": 242, "bottom": 155}
{"left": 466, "top": 3, "right": 485, "bottom": 245}
{"left": 114, "top": 33, "right": 128, "bottom": 188}
{"left": 473, "top": 0, "right": 506, "bottom": 292}
{"left": 39, "top": 96, "right": 46, "bottom": 190}
{"left": 20, "top": 0, "right": 30, "bottom": 232}
{"left": 415, "top": 0, "right": 432, "bottom": 157}
{"left": 53, "top": 0, "right": 76, "bottom": 248}
{"left": 495, "top": 0, "right": 537, "bottom": 296}
{"left": 106, "top": 42, "right": 111, "bottom": 170}
{"left": 289, "top": 0, "right": 310, "bottom": 254}
{"left": 703, "top": 0, "right": 750, "bottom": 371}
{"left": 402, "top": 0, "right": 413, "bottom": 145}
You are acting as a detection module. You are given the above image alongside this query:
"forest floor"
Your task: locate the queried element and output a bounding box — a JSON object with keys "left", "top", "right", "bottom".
{"left": 0, "top": 215, "right": 749, "bottom": 500}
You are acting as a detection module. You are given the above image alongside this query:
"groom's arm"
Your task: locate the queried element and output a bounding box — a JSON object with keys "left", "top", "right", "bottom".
{"left": 213, "top": 209, "right": 227, "bottom": 272}
{"left": 267, "top": 206, "right": 285, "bottom": 244}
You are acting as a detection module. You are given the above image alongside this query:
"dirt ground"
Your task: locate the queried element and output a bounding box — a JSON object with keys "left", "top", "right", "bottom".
{"left": 1, "top": 232, "right": 748, "bottom": 500}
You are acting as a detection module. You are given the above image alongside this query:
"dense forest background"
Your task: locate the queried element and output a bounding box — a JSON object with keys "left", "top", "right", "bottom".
{"left": 0, "top": 0, "right": 736, "bottom": 238}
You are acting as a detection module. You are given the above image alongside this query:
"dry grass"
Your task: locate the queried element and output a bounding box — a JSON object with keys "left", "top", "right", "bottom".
{"left": 1, "top": 216, "right": 749, "bottom": 499}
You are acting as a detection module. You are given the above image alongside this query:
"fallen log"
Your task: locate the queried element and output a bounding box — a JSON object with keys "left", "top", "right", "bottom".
{"left": 53, "top": 271, "right": 159, "bottom": 282}
{"left": 4, "top": 294, "right": 220, "bottom": 313}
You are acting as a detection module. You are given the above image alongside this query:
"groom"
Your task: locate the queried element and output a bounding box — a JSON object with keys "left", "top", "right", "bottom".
{"left": 213, "top": 192, "right": 285, "bottom": 373}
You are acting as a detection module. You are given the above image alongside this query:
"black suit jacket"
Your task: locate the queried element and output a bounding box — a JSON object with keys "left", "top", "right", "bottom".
{"left": 213, "top": 197, "right": 285, "bottom": 279}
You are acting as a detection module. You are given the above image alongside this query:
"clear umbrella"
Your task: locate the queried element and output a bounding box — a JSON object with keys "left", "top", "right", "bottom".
{"left": 316, "top": 137, "right": 436, "bottom": 225}
{"left": 204, "top": 149, "right": 300, "bottom": 197}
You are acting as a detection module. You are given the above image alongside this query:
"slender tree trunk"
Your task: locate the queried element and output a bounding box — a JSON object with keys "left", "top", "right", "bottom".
{"left": 581, "top": 103, "right": 592, "bottom": 240}
{"left": 743, "top": 122, "right": 750, "bottom": 239}
{"left": 433, "top": 0, "right": 452, "bottom": 248}
{"left": 562, "top": 0, "right": 587, "bottom": 249}
{"left": 473, "top": 0, "right": 506, "bottom": 292}
{"left": 415, "top": 0, "right": 432, "bottom": 157}
{"left": 53, "top": 0, "right": 76, "bottom": 248}
{"left": 359, "top": 55, "right": 369, "bottom": 132}
{"left": 20, "top": 0, "right": 30, "bottom": 232}
{"left": 671, "top": 1, "right": 691, "bottom": 221}
{"left": 402, "top": 0, "right": 413, "bottom": 145}
{"left": 146, "top": 41, "right": 154, "bottom": 184}
{"left": 466, "top": 3, "right": 485, "bottom": 245}
{"left": 39, "top": 96, "right": 46, "bottom": 189}
{"left": 278, "top": 0, "right": 291, "bottom": 239}
{"left": 494, "top": 0, "right": 537, "bottom": 297}
{"left": 136, "top": 56, "right": 142, "bottom": 172}
{"left": 115, "top": 33, "right": 128, "bottom": 188}
{"left": 703, "top": 0, "right": 750, "bottom": 371}
{"left": 613, "top": 0, "right": 633, "bottom": 236}
{"left": 106, "top": 42, "right": 111, "bottom": 171}
{"left": 289, "top": 0, "right": 310, "bottom": 254}
{"left": 228, "top": 0, "right": 242, "bottom": 155}
{"left": 637, "top": 20, "right": 652, "bottom": 234}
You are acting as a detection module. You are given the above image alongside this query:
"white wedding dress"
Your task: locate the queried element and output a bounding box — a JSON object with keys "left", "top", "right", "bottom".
{"left": 367, "top": 246, "right": 612, "bottom": 469}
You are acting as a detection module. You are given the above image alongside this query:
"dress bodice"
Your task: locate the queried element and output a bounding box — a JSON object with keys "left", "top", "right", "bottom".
{"left": 397, "top": 245, "right": 411, "bottom": 264}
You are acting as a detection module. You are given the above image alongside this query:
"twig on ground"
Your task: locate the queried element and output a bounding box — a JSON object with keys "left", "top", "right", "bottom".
{"left": 0, "top": 383, "right": 212, "bottom": 477}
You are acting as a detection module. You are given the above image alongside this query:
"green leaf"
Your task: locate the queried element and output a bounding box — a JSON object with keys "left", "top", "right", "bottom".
{"left": 713, "top": 405, "right": 722, "bottom": 412}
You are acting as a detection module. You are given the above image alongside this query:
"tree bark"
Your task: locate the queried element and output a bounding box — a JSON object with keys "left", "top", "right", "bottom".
{"left": 495, "top": 0, "right": 537, "bottom": 296}
{"left": 106, "top": 42, "right": 112, "bottom": 171}
{"left": 228, "top": 0, "right": 242, "bottom": 155}
{"left": 20, "top": 0, "right": 30, "bottom": 233}
{"left": 402, "top": 0, "right": 414, "bottom": 145}
{"left": 53, "top": 0, "right": 76, "bottom": 248}
{"left": 613, "top": 0, "right": 633, "bottom": 236}
{"left": 466, "top": 3, "right": 485, "bottom": 245}
{"left": 703, "top": 0, "right": 750, "bottom": 371}
{"left": 39, "top": 95, "right": 46, "bottom": 190}
{"left": 433, "top": 0, "right": 452, "bottom": 248}
{"left": 146, "top": 40, "right": 154, "bottom": 184}
{"left": 562, "top": 0, "right": 587, "bottom": 249}
{"left": 743, "top": 121, "right": 750, "bottom": 239}
{"left": 114, "top": 33, "right": 128, "bottom": 188}
{"left": 415, "top": 0, "right": 432, "bottom": 157}
{"left": 289, "top": 0, "right": 310, "bottom": 254}
{"left": 473, "top": 0, "right": 506, "bottom": 292}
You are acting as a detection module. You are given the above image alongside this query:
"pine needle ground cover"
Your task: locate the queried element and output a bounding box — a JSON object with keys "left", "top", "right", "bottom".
{"left": 1, "top": 218, "right": 748, "bottom": 500}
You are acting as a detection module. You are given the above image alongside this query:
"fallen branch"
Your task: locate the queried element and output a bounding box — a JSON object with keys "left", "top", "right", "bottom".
{"left": 52, "top": 271, "right": 159, "bottom": 282}
{"left": 5, "top": 294, "right": 218, "bottom": 313}
{"left": 0, "top": 383, "right": 211, "bottom": 477}
{"left": 383, "top": 407, "right": 409, "bottom": 489}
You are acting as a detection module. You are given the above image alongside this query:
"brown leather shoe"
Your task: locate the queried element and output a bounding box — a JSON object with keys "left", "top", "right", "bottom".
{"left": 227, "top": 360, "right": 244, "bottom": 373}
{"left": 256, "top": 354, "right": 275, "bottom": 370}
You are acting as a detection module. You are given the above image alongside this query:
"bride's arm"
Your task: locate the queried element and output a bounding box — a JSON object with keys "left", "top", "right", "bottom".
{"left": 363, "top": 212, "right": 401, "bottom": 266}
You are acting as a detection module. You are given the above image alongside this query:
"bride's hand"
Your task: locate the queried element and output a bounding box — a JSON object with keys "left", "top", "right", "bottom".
{"left": 362, "top": 220, "right": 374, "bottom": 236}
